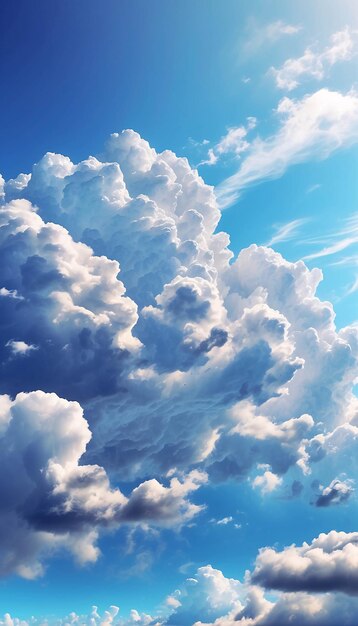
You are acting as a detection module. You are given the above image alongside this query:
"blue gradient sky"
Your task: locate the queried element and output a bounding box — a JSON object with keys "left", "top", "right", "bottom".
{"left": 0, "top": 1, "right": 357, "bottom": 622}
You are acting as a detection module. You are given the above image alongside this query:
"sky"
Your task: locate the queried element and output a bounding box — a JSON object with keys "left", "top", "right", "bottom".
{"left": 0, "top": 1, "right": 357, "bottom": 625}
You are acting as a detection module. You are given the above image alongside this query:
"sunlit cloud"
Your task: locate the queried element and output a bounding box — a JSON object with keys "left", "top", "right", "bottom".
{"left": 271, "top": 28, "right": 356, "bottom": 91}
{"left": 216, "top": 89, "right": 358, "bottom": 208}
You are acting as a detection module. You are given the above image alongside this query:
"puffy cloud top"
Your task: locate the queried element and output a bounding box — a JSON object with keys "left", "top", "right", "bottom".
{"left": 0, "top": 390, "right": 207, "bottom": 579}
{"left": 0, "top": 129, "right": 357, "bottom": 581}
{"left": 251, "top": 531, "right": 358, "bottom": 594}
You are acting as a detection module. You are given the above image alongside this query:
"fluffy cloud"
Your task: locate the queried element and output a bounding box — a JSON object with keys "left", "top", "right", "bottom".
{"left": 164, "top": 556, "right": 358, "bottom": 625}
{"left": 313, "top": 478, "right": 354, "bottom": 507}
{"left": 199, "top": 119, "right": 256, "bottom": 167}
{"left": 4, "top": 555, "right": 358, "bottom": 626}
{"left": 224, "top": 245, "right": 358, "bottom": 431}
{"left": 0, "top": 198, "right": 139, "bottom": 401}
{"left": 5, "top": 130, "right": 226, "bottom": 310}
{"left": 271, "top": 29, "right": 355, "bottom": 91}
{"left": 0, "top": 391, "right": 206, "bottom": 579}
{"left": 217, "top": 89, "right": 358, "bottom": 207}
{"left": 2, "top": 131, "right": 356, "bottom": 487}
{"left": 196, "top": 592, "right": 358, "bottom": 626}
{"left": 165, "top": 565, "right": 242, "bottom": 625}
{"left": 252, "top": 470, "right": 282, "bottom": 494}
{"left": 251, "top": 531, "right": 358, "bottom": 594}
{"left": 205, "top": 402, "right": 312, "bottom": 483}
{"left": 0, "top": 606, "right": 158, "bottom": 626}
{"left": 1, "top": 129, "right": 357, "bottom": 578}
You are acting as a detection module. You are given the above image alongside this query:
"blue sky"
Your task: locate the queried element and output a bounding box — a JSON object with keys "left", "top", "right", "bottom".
{"left": 0, "top": 2, "right": 357, "bottom": 625}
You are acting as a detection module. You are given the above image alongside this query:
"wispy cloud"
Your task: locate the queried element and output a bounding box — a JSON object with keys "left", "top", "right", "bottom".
{"left": 346, "top": 275, "right": 358, "bottom": 296}
{"left": 303, "top": 214, "right": 358, "bottom": 261}
{"left": 306, "top": 183, "right": 321, "bottom": 194}
{"left": 241, "top": 19, "right": 301, "bottom": 58}
{"left": 216, "top": 88, "right": 358, "bottom": 208}
{"left": 271, "top": 28, "right": 355, "bottom": 91}
{"left": 264, "top": 218, "right": 310, "bottom": 247}
{"left": 330, "top": 254, "right": 358, "bottom": 267}
{"left": 210, "top": 516, "right": 241, "bottom": 529}
{"left": 303, "top": 237, "right": 357, "bottom": 261}
{"left": 198, "top": 148, "right": 218, "bottom": 167}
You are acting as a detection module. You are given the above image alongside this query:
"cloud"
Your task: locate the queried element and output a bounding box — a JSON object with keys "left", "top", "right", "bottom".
{"left": 165, "top": 565, "right": 241, "bottom": 625}
{"left": 251, "top": 531, "right": 358, "bottom": 594}
{"left": 5, "top": 552, "right": 358, "bottom": 626}
{"left": 240, "top": 20, "right": 301, "bottom": 59}
{"left": 216, "top": 516, "right": 233, "bottom": 525}
{"left": 0, "top": 606, "right": 158, "bottom": 626}
{"left": 0, "top": 198, "right": 140, "bottom": 401}
{"left": 252, "top": 470, "right": 282, "bottom": 494}
{"left": 116, "top": 469, "right": 207, "bottom": 525}
{"left": 0, "top": 129, "right": 357, "bottom": 578}
{"left": 223, "top": 245, "right": 357, "bottom": 433}
{"left": 271, "top": 29, "right": 355, "bottom": 91}
{"left": 346, "top": 275, "right": 358, "bottom": 296}
{"left": 5, "top": 339, "right": 38, "bottom": 356}
{"left": 216, "top": 89, "right": 358, "bottom": 207}
{"left": 313, "top": 478, "right": 354, "bottom": 507}
{"left": 303, "top": 214, "right": 358, "bottom": 261}
{"left": 264, "top": 218, "right": 309, "bottom": 247}
{"left": 242, "top": 592, "right": 358, "bottom": 626}
{"left": 0, "top": 390, "right": 206, "bottom": 579}
{"left": 198, "top": 119, "right": 256, "bottom": 167}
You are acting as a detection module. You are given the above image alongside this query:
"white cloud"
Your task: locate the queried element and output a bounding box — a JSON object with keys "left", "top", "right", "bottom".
{"left": 5, "top": 544, "right": 358, "bottom": 626}
{"left": 6, "top": 340, "right": 38, "bottom": 356}
{"left": 217, "top": 89, "right": 358, "bottom": 207}
{"left": 306, "top": 183, "right": 321, "bottom": 194}
{"left": 240, "top": 20, "right": 301, "bottom": 58}
{"left": 251, "top": 530, "right": 358, "bottom": 594}
{"left": 313, "top": 478, "right": 354, "bottom": 507}
{"left": 199, "top": 119, "right": 256, "bottom": 167}
{"left": 272, "top": 29, "right": 355, "bottom": 91}
{"left": 346, "top": 275, "right": 358, "bottom": 296}
{"left": 264, "top": 218, "right": 309, "bottom": 247}
{"left": 165, "top": 565, "right": 242, "bottom": 625}
{"left": 252, "top": 471, "right": 282, "bottom": 494}
{"left": 216, "top": 516, "right": 234, "bottom": 525}
{"left": 0, "top": 198, "right": 140, "bottom": 400}
{"left": 303, "top": 214, "right": 358, "bottom": 261}
{"left": 0, "top": 390, "right": 207, "bottom": 579}
{"left": 0, "top": 287, "right": 23, "bottom": 300}
{"left": 0, "top": 129, "right": 357, "bottom": 580}
{"left": 1, "top": 605, "right": 157, "bottom": 626}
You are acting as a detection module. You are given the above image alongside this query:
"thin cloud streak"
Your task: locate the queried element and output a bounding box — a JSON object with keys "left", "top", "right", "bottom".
{"left": 216, "top": 89, "right": 358, "bottom": 208}
{"left": 264, "top": 218, "right": 310, "bottom": 247}
{"left": 303, "top": 214, "right": 358, "bottom": 261}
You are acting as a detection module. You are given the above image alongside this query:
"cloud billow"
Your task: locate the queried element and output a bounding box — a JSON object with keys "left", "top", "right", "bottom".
{"left": 0, "top": 390, "right": 206, "bottom": 579}
{"left": 0, "top": 130, "right": 357, "bottom": 578}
